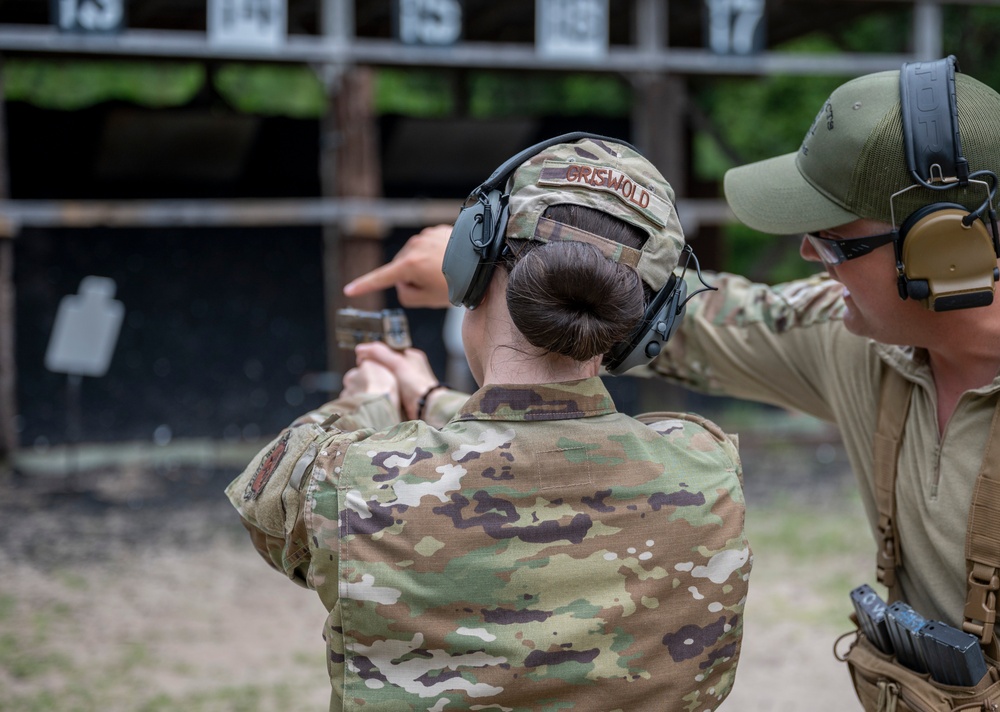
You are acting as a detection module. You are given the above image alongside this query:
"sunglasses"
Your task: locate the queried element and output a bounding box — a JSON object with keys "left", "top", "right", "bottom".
{"left": 805, "top": 230, "right": 897, "bottom": 265}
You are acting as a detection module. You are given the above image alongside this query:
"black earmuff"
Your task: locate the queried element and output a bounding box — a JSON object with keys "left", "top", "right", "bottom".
{"left": 605, "top": 273, "right": 688, "bottom": 375}
{"left": 443, "top": 186, "right": 509, "bottom": 309}
{"left": 894, "top": 55, "right": 1000, "bottom": 311}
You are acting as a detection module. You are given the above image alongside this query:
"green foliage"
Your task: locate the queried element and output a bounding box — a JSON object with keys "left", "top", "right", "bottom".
{"left": 374, "top": 68, "right": 630, "bottom": 118}
{"left": 375, "top": 69, "right": 455, "bottom": 116}
{"left": 5, "top": 58, "right": 205, "bottom": 110}
{"left": 468, "top": 72, "right": 631, "bottom": 117}
{"left": 723, "top": 223, "right": 819, "bottom": 283}
{"left": 213, "top": 64, "right": 327, "bottom": 118}
{"left": 838, "top": 10, "right": 911, "bottom": 53}
{"left": 4, "top": 58, "right": 330, "bottom": 118}
{"left": 693, "top": 35, "right": 848, "bottom": 181}
{"left": 691, "top": 36, "right": 849, "bottom": 278}
{"left": 942, "top": 6, "right": 1000, "bottom": 90}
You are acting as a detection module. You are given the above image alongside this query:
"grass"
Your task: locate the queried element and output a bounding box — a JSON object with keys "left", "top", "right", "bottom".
{"left": 0, "top": 555, "right": 327, "bottom": 712}
{"left": 1, "top": 685, "right": 313, "bottom": 712}
{"left": 743, "top": 486, "right": 885, "bottom": 630}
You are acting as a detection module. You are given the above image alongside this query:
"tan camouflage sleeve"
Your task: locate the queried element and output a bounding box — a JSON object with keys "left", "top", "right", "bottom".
{"left": 422, "top": 388, "right": 470, "bottom": 428}
{"left": 224, "top": 393, "right": 397, "bottom": 586}
{"left": 644, "top": 269, "right": 847, "bottom": 419}
{"left": 637, "top": 409, "right": 743, "bottom": 487}
{"left": 289, "top": 392, "right": 400, "bottom": 431}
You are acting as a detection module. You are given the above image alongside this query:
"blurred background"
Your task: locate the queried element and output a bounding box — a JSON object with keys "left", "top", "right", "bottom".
{"left": 2, "top": 1, "right": 999, "bottom": 710}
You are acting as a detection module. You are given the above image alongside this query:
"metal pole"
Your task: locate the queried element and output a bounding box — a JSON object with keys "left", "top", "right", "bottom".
{"left": 65, "top": 373, "right": 81, "bottom": 479}
{"left": 0, "top": 56, "right": 17, "bottom": 470}
{"left": 913, "top": 0, "right": 944, "bottom": 61}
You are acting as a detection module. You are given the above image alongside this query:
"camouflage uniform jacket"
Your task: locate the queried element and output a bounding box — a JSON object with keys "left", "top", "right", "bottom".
{"left": 647, "top": 270, "right": 1000, "bottom": 639}
{"left": 227, "top": 377, "right": 750, "bottom": 711}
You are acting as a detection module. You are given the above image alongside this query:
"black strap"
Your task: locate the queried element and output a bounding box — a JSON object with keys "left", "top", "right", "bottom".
{"left": 875, "top": 365, "right": 1000, "bottom": 657}
{"left": 900, "top": 55, "right": 970, "bottom": 186}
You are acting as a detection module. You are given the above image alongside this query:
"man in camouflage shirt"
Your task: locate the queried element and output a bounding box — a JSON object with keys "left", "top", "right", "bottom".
{"left": 228, "top": 136, "right": 751, "bottom": 711}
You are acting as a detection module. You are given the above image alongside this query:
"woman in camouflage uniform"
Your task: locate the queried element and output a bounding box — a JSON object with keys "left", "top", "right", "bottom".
{"left": 227, "top": 136, "right": 751, "bottom": 711}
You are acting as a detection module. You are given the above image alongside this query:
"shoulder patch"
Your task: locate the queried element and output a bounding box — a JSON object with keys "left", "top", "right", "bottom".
{"left": 244, "top": 430, "right": 291, "bottom": 501}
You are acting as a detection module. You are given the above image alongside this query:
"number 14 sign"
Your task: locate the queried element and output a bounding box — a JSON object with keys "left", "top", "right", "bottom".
{"left": 51, "top": 0, "right": 125, "bottom": 33}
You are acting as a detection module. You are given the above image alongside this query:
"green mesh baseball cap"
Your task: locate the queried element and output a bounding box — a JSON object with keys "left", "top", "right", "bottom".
{"left": 505, "top": 137, "right": 685, "bottom": 292}
{"left": 724, "top": 70, "right": 1000, "bottom": 235}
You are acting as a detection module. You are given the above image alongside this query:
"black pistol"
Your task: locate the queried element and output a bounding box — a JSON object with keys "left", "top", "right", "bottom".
{"left": 335, "top": 308, "right": 412, "bottom": 351}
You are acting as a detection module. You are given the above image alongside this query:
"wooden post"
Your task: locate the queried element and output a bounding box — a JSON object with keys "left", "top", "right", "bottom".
{"left": 319, "top": 65, "right": 386, "bottom": 380}
{"left": 0, "top": 56, "right": 17, "bottom": 471}
{"left": 630, "top": 2, "right": 699, "bottom": 415}
{"left": 631, "top": 73, "right": 687, "bottom": 198}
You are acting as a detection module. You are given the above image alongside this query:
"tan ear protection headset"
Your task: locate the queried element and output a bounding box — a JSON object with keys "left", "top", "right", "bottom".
{"left": 893, "top": 55, "right": 1000, "bottom": 312}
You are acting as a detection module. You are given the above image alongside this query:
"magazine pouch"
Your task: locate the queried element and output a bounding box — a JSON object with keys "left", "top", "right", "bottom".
{"left": 841, "top": 629, "right": 1000, "bottom": 712}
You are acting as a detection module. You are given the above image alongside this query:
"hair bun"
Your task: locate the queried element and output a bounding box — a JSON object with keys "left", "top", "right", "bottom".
{"left": 506, "top": 242, "right": 644, "bottom": 362}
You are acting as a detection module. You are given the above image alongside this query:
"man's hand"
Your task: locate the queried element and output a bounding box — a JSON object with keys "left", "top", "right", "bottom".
{"left": 343, "top": 224, "right": 453, "bottom": 308}
{"left": 355, "top": 342, "right": 440, "bottom": 420}
{"left": 340, "top": 360, "right": 401, "bottom": 413}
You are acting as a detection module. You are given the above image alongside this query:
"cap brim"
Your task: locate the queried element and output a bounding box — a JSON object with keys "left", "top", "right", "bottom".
{"left": 724, "top": 152, "right": 859, "bottom": 235}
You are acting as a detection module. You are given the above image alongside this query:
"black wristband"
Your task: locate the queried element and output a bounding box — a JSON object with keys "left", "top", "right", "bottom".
{"left": 416, "top": 383, "right": 450, "bottom": 421}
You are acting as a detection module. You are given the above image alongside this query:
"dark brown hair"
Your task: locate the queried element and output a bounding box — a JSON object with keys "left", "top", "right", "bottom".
{"left": 503, "top": 204, "right": 647, "bottom": 362}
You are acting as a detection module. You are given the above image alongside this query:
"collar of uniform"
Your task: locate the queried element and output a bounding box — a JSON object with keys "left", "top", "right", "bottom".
{"left": 455, "top": 377, "right": 617, "bottom": 422}
{"left": 874, "top": 342, "right": 926, "bottom": 377}
{"left": 874, "top": 342, "right": 1000, "bottom": 396}
{"left": 873, "top": 342, "right": 935, "bottom": 394}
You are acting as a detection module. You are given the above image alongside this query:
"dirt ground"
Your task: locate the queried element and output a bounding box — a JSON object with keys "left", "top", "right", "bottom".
{"left": 0, "top": 432, "right": 874, "bottom": 711}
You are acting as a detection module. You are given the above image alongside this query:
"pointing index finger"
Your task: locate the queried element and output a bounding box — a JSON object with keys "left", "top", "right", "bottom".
{"left": 343, "top": 261, "right": 406, "bottom": 297}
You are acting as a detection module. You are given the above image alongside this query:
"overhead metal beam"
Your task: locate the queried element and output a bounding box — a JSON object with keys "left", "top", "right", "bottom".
{"left": 0, "top": 197, "right": 733, "bottom": 235}
{"left": 0, "top": 25, "right": 917, "bottom": 76}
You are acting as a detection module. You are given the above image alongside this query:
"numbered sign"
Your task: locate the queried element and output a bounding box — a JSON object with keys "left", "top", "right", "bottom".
{"left": 395, "top": 0, "right": 462, "bottom": 46}
{"left": 208, "top": 0, "right": 287, "bottom": 48}
{"left": 45, "top": 276, "right": 125, "bottom": 378}
{"left": 51, "top": 0, "right": 125, "bottom": 34}
{"left": 537, "top": 0, "right": 608, "bottom": 60}
{"left": 704, "top": 0, "right": 766, "bottom": 56}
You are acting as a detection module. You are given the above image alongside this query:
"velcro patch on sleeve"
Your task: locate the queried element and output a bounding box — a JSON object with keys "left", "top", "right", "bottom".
{"left": 245, "top": 430, "right": 292, "bottom": 502}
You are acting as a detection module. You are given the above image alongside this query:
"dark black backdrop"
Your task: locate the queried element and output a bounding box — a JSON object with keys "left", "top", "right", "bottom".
{"left": 10, "top": 100, "right": 641, "bottom": 447}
